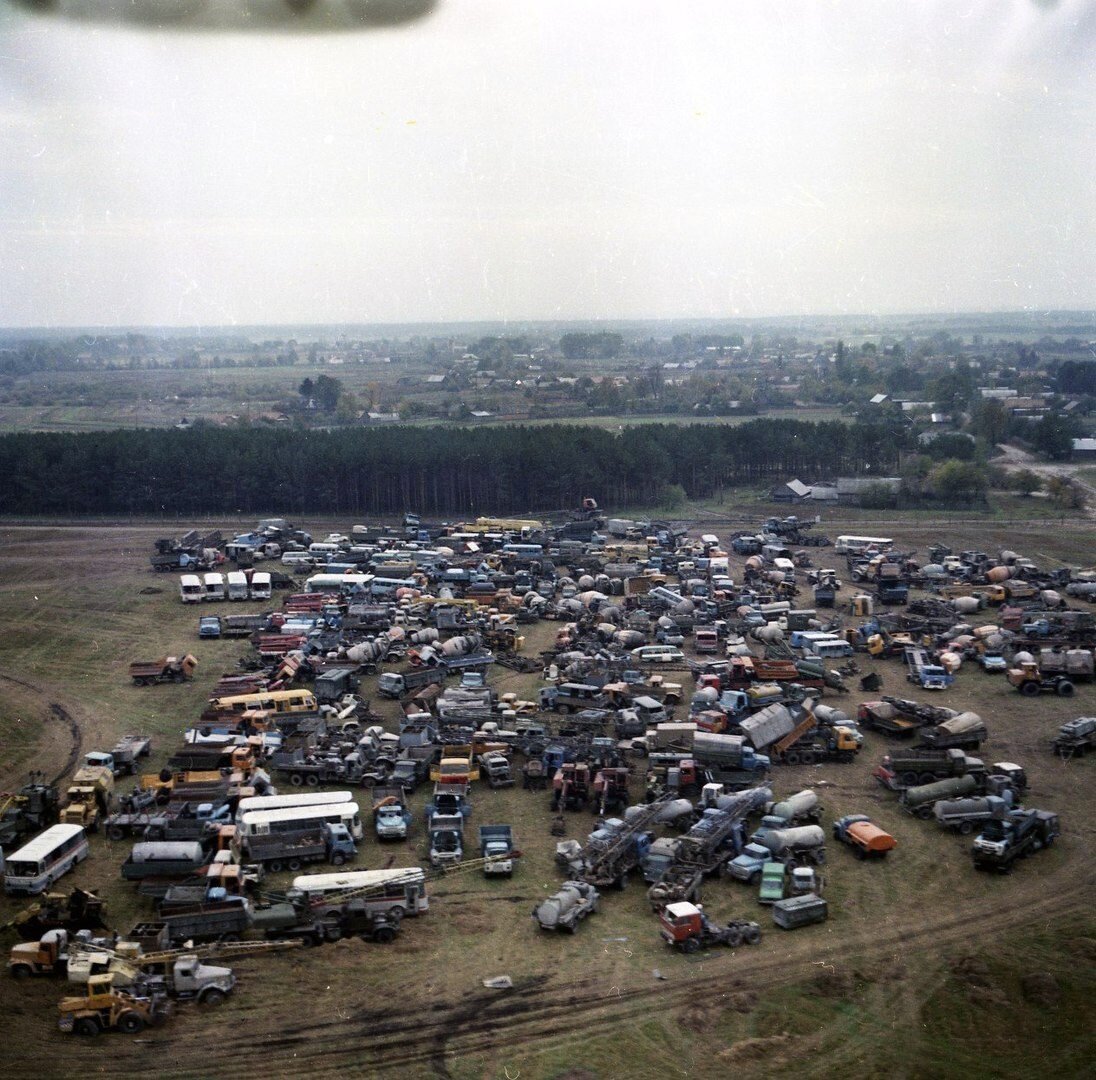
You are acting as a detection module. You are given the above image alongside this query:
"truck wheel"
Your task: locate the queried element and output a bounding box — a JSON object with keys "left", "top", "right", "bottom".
{"left": 958, "top": 821, "right": 974, "bottom": 836}
{"left": 799, "top": 751, "right": 817, "bottom": 765}
{"left": 289, "top": 774, "right": 304, "bottom": 787}
{"left": 305, "top": 775, "right": 320, "bottom": 788}
{"left": 330, "top": 851, "right": 347, "bottom": 867}
{"left": 73, "top": 1017, "right": 101, "bottom": 1037}
{"left": 900, "top": 772, "right": 919, "bottom": 787}
{"left": 388, "top": 905, "right": 406, "bottom": 921}
{"left": 373, "top": 926, "right": 397, "bottom": 944}
{"left": 681, "top": 938, "right": 700, "bottom": 954}
{"left": 916, "top": 806, "right": 933, "bottom": 821}
{"left": 1020, "top": 681, "right": 1040, "bottom": 696}
{"left": 855, "top": 846, "right": 866, "bottom": 860}
{"left": 107, "top": 825, "right": 126, "bottom": 841}
{"left": 724, "top": 928, "right": 743, "bottom": 948}
{"left": 199, "top": 988, "right": 227, "bottom": 1006}
{"left": 267, "top": 860, "right": 284, "bottom": 873}
{"left": 117, "top": 1011, "right": 145, "bottom": 1035}
{"left": 1057, "top": 682, "right": 1075, "bottom": 697}
{"left": 10, "top": 965, "right": 33, "bottom": 979}
{"left": 918, "top": 773, "right": 937, "bottom": 786}
{"left": 287, "top": 858, "right": 303, "bottom": 872}
{"left": 784, "top": 751, "right": 801, "bottom": 765}
{"left": 748, "top": 871, "right": 761, "bottom": 886}
{"left": 744, "top": 925, "right": 761, "bottom": 945}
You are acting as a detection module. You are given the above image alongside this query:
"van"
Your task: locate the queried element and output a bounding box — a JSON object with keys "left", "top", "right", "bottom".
{"left": 179, "top": 574, "right": 203, "bottom": 604}
{"left": 203, "top": 573, "right": 226, "bottom": 601}
{"left": 226, "top": 571, "right": 249, "bottom": 601}
{"left": 250, "top": 572, "right": 272, "bottom": 601}
{"left": 631, "top": 645, "right": 685, "bottom": 665}
{"left": 308, "top": 542, "right": 341, "bottom": 558}
{"left": 281, "top": 551, "right": 315, "bottom": 567}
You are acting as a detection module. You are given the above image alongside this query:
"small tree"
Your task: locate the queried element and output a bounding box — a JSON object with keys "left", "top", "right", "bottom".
{"left": 1011, "top": 469, "right": 1042, "bottom": 496}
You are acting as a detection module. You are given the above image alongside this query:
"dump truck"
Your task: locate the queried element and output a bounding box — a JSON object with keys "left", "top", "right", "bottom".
{"left": 689, "top": 731, "right": 771, "bottom": 777}
{"left": 242, "top": 823, "right": 357, "bottom": 872}
{"left": 376, "top": 667, "right": 445, "bottom": 699}
{"left": 873, "top": 748, "right": 986, "bottom": 791}
{"left": 478, "top": 751, "right": 515, "bottom": 789}
{"left": 427, "top": 813, "right": 464, "bottom": 868}
{"left": 128, "top": 655, "right": 198, "bottom": 686}
{"left": 479, "top": 825, "right": 515, "bottom": 877}
{"left": 372, "top": 786, "right": 411, "bottom": 841}
{"left": 58, "top": 974, "right": 173, "bottom": 1036}
{"left": 919, "top": 712, "right": 988, "bottom": 751}
{"left": 1052, "top": 716, "right": 1096, "bottom": 758}
{"left": 856, "top": 700, "right": 923, "bottom": 738}
{"left": 59, "top": 765, "right": 114, "bottom": 833}
{"left": 137, "top": 896, "right": 253, "bottom": 945}
{"left": 104, "top": 800, "right": 231, "bottom": 842}
{"left": 766, "top": 708, "right": 862, "bottom": 765}
{"left": 831, "top": 815, "right": 897, "bottom": 858}
{"left": 658, "top": 901, "right": 761, "bottom": 952}
{"left": 972, "top": 809, "right": 1060, "bottom": 872}
{"left": 532, "top": 880, "right": 600, "bottom": 933}
{"left": 84, "top": 737, "right": 153, "bottom": 778}
{"left": 904, "top": 648, "right": 953, "bottom": 691}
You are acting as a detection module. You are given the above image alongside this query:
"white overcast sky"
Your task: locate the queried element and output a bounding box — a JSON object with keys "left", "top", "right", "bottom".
{"left": 1, "top": 0, "right": 1094, "bottom": 327}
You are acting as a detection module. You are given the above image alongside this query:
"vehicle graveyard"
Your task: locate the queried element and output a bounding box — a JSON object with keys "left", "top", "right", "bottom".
{"left": 0, "top": 512, "right": 1093, "bottom": 1077}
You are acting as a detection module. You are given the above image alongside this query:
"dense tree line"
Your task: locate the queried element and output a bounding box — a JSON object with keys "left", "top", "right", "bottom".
{"left": 0, "top": 419, "right": 901, "bottom": 517}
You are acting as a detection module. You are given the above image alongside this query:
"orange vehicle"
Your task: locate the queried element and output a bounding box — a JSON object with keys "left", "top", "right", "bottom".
{"left": 832, "top": 815, "right": 897, "bottom": 859}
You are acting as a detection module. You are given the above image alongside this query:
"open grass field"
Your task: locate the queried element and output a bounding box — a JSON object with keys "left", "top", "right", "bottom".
{"left": 0, "top": 518, "right": 1093, "bottom": 1079}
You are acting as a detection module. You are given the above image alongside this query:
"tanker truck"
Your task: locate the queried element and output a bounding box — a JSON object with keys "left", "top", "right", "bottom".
{"left": 933, "top": 792, "right": 1014, "bottom": 835}
{"left": 726, "top": 823, "right": 825, "bottom": 884}
{"left": 532, "top": 881, "right": 600, "bottom": 933}
{"left": 765, "top": 789, "right": 822, "bottom": 826}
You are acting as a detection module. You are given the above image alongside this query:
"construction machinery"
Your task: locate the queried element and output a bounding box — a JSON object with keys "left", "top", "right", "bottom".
{"left": 4, "top": 888, "right": 107, "bottom": 942}
{"left": 0, "top": 779, "right": 60, "bottom": 849}
{"left": 557, "top": 799, "right": 670, "bottom": 889}
{"left": 658, "top": 901, "right": 761, "bottom": 953}
{"left": 59, "top": 765, "right": 114, "bottom": 834}
{"left": 532, "top": 880, "right": 600, "bottom": 933}
{"left": 1052, "top": 716, "right": 1096, "bottom": 758}
{"left": 58, "top": 973, "right": 173, "bottom": 1036}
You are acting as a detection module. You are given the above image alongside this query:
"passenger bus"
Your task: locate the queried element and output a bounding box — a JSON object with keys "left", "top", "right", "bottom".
{"left": 234, "top": 790, "right": 354, "bottom": 825}
{"left": 207, "top": 688, "right": 317, "bottom": 718}
{"left": 291, "top": 867, "right": 429, "bottom": 918}
{"left": 304, "top": 572, "right": 373, "bottom": 594}
{"left": 3, "top": 824, "right": 89, "bottom": 896}
{"left": 834, "top": 535, "right": 894, "bottom": 556}
{"left": 238, "top": 802, "right": 363, "bottom": 842}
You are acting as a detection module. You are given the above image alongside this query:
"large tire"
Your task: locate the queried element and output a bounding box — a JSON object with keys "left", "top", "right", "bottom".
{"left": 783, "top": 751, "right": 801, "bottom": 765}
{"left": 116, "top": 1011, "right": 145, "bottom": 1035}
{"left": 1020, "top": 681, "right": 1040, "bottom": 697}
{"left": 919, "top": 773, "right": 937, "bottom": 786}
{"left": 10, "top": 965, "right": 33, "bottom": 979}
{"left": 305, "top": 774, "right": 320, "bottom": 788}
{"left": 200, "top": 988, "right": 227, "bottom": 1007}
{"left": 373, "top": 925, "right": 397, "bottom": 944}
{"left": 73, "top": 1017, "right": 101, "bottom": 1037}
{"left": 744, "top": 925, "right": 761, "bottom": 946}
{"left": 724, "top": 928, "right": 743, "bottom": 948}
{"left": 748, "top": 870, "right": 761, "bottom": 886}
{"left": 330, "top": 852, "right": 347, "bottom": 867}
{"left": 1057, "top": 681, "right": 1075, "bottom": 698}
{"left": 388, "top": 905, "right": 406, "bottom": 921}
{"left": 267, "top": 860, "right": 283, "bottom": 873}
{"left": 107, "top": 824, "right": 126, "bottom": 841}
{"left": 682, "top": 937, "right": 700, "bottom": 954}
{"left": 958, "top": 821, "right": 974, "bottom": 836}
{"left": 288, "top": 774, "right": 304, "bottom": 788}
{"left": 287, "top": 858, "right": 303, "bottom": 872}
{"left": 900, "top": 772, "right": 919, "bottom": 787}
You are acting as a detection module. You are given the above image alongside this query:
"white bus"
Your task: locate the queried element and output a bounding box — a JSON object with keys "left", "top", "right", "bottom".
{"left": 4, "top": 824, "right": 89, "bottom": 896}
{"left": 834, "top": 535, "right": 894, "bottom": 556}
{"left": 203, "top": 572, "right": 226, "bottom": 601}
{"left": 292, "top": 867, "right": 429, "bottom": 918}
{"left": 235, "top": 790, "right": 354, "bottom": 825}
{"left": 305, "top": 572, "right": 373, "bottom": 594}
{"left": 226, "top": 570, "right": 249, "bottom": 601}
{"left": 238, "top": 802, "right": 363, "bottom": 842}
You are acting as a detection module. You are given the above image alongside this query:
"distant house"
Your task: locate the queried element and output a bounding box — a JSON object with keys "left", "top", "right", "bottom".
{"left": 808, "top": 483, "right": 839, "bottom": 503}
{"left": 366, "top": 412, "right": 400, "bottom": 423}
{"left": 770, "top": 478, "right": 812, "bottom": 502}
{"left": 869, "top": 393, "right": 889, "bottom": 405}
{"left": 1071, "top": 438, "right": 1096, "bottom": 458}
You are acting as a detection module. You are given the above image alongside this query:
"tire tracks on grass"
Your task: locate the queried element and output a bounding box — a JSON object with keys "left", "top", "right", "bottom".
{"left": 0, "top": 671, "right": 82, "bottom": 787}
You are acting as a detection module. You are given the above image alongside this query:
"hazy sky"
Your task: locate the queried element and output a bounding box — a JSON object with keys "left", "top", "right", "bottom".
{"left": 1, "top": 0, "right": 1094, "bottom": 327}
